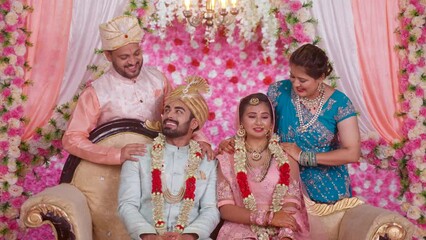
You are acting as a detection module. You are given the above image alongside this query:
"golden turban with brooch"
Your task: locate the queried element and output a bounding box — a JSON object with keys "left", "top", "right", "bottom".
{"left": 165, "top": 76, "right": 210, "bottom": 128}
{"left": 99, "top": 15, "right": 144, "bottom": 51}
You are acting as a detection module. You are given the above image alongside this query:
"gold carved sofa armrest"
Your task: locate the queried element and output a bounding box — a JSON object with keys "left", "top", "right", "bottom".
{"left": 339, "top": 204, "right": 415, "bottom": 240}
{"left": 20, "top": 183, "right": 92, "bottom": 240}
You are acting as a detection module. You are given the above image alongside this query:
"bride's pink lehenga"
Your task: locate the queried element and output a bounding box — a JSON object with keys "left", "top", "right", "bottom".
{"left": 216, "top": 152, "right": 311, "bottom": 239}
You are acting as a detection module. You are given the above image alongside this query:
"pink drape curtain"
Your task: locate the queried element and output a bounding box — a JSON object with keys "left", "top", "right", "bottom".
{"left": 22, "top": 0, "right": 73, "bottom": 140}
{"left": 351, "top": 0, "right": 402, "bottom": 141}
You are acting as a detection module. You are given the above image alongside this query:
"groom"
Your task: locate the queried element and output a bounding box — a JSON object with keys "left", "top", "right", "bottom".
{"left": 118, "top": 76, "right": 219, "bottom": 240}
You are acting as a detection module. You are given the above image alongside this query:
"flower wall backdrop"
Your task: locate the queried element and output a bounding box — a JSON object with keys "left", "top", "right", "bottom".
{"left": 0, "top": 0, "right": 425, "bottom": 239}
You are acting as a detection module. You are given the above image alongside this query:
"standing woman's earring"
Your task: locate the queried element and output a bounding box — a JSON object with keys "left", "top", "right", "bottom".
{"left": 237, "top": 125, "right": 246, "bottom": 137}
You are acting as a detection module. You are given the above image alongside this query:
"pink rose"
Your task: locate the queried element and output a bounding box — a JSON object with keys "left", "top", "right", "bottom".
{"left": 289, "top": 1, "right": 302, "bottom": 11}
{"left": 401, "top": 100, "right": 410, "bottom": 112}
{"left": 51, "top": 139, "right": 62, "bottom": 149}
{"left": 11, "top": 77, "right": 24, "bottom": 87}
{"left": 4, "top": 65, "right": 15, "bottom": 76}
{"left": 3, "top": 46, "right": 14, "bottom": 55}
{"left": 16, "top": 56, "right": 24, "bottom": 65}
{"left": 2, "top": 88, "right": 11, "bottom": 97}
{"left": 415, "top": 87, "right": 424, "bottom": 97}
{"left": 1, "top": 1, "right": 11, "bottom": 11}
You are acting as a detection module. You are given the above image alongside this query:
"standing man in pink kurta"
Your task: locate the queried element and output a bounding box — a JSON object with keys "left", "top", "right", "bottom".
{"left": 62, "top": 15, "right": 211, "bottom": 165}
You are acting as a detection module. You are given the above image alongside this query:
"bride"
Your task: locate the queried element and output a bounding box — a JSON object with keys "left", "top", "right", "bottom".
{"left": 215, "top": 93, "right": 310, "bottom": 240}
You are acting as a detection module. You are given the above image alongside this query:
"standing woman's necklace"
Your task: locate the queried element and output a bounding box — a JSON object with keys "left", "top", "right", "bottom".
{"left": 295, "top": 83, "right": 326, "bottom": 133}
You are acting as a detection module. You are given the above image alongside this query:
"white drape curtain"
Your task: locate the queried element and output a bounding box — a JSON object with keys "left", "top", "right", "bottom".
{"left": 310, "top": 0, "right": 375, "bottom": 134}
{"left": 58, "top": 0, "right": 129, "bottom": 104}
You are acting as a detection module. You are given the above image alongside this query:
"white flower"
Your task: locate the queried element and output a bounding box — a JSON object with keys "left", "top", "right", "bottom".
{"left": 9, "top": 136, "right": 21, "bottom": 148}
{"left": 420, "top": 170, "right": 426, "bottom": 182}
{"left": 14, "top": 45, "right": 26, "bottom": 56}
{"left": 413, "top": 147, "right": 426, "bottom": 158}
{"left": 363, "top": 180, "right": 371, "bottom": 189}
{"left": 8, "top": 146, "right": 21, "bottom": 159}
{"left": 12, "top": 1, "right": 24, "bottom": 14}
{"left": 7, "top": 159, "right": 17, "bottom": 172}
{"left": 408, "top": 52, "right": 419, "bottom": 64}
{"left": 408, "top": 73, "right": 420, "bottom": 85}
{"left": 406, "top": 205, "right": 421, "bottom": 220}
{"left": 407, "top": 109, "right": 420, "bottom": 120}
{"left": 412, "top": 16, "right": 425, "bottom": 27}
{"left": 15, "top": 66, "right": 24, "bottom": 76}
{"left": 213, "top": 98, "right": 223, "bottom": 107}
{"left": 0, "top": 21, "right": 5, "bottom": 31}
{"left": 409, "top": 182, "right": 422, "bottom": 194}
{"left": 5, "top": 11, "right": 18, "bottom": 25}
{"left": 8, "top": 118, "right": 21, "bottom": 129}
{"left": 397, "top": 48, "right": 407, "bottom": 58}
{"left": 2, "top": 173, "right": 18, "bottom": 185}
{"left": 208, "top": 70, "right": 218, "bottom": 79}
{"left": 224, "top": 69, "right": 233, "bottom": 77}
{"left": 303, "top": 22, "right": 316, "bottom": 39}
{"left": 296, "top": 8, "right": 310, "bottom": 22}
{"left": 403, "top": 5, "right": 417, "bottom": 18}
{"left": 28, "top": 143, "right": 39, "bottom": 155}
{"left": 379, "top": 159, "right": 389, "bottom": 169}
{"left": 376, "top": 145, "right": 394, "bottom": 159}
{"left": 411, "top": 27, "right": 422, "bottom": 39}
{"left": 8, "top": 184, "right": 23, "bottom": 197}
{"left": 410, "top": 97, "right": 423, "bottom": 110}
{"left": 55, "top": 118, "right": 68, "bottom": 130}
{"left": 412, "top": 194, "right": 426, "bottom": 207}
{"left": 8, "top": 55, "right": 17, "bottom": 65}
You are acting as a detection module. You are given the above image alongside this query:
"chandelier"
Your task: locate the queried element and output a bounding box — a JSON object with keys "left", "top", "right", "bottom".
{"left": 183, "top": 0, "right": 239, "bottom": 42}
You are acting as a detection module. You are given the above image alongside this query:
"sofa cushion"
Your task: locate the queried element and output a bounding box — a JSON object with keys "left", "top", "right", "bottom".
{"left": 71, "top": 132, "right": 153, "bottom": 240}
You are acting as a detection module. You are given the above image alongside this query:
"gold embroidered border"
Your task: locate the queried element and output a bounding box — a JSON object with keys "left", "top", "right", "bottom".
{"left": 305, "top": 197, "right": 364, "bottom": 216}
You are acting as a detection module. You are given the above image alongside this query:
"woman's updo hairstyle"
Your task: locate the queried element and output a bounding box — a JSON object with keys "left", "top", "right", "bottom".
{"left": 289, "top": 43, "right": 333, "bottom": 79}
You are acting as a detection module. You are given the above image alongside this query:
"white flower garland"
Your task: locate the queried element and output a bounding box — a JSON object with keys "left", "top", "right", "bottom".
{"left": 151, "top": 133, "right": 203, "bottom": 234}
{"left": 234, "top": 133, "right": 291, "bottom": 239}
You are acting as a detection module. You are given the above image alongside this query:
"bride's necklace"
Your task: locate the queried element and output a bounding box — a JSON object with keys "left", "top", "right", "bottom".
{"left": 245, "top": 151, "right": 272, "bottom": 182}
{"left": 295, "top": 83, "right": 326, "bottom": 133}
{"left": 245, "top": 141, "right": 268, "bottom": 161}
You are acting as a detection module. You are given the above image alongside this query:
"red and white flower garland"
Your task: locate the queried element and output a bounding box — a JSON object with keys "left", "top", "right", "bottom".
{"left": 234, "top": 133, "right": 290, "bottom": 239}
{"left": 151, "top": 133, "right": 203, "bottom": 234}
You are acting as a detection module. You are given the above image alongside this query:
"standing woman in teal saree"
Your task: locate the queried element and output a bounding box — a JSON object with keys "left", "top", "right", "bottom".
{"left": 267, "top": 43, "right": 361, "bottom": 205}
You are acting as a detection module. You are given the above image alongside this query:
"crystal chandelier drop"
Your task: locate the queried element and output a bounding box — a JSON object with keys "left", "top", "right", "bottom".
{"left": 183, "top": 0, "right": 239, "bottom": 42}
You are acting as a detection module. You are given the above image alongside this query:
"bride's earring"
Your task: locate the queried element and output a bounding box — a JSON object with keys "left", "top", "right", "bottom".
{"left": 237, "top": 125, "right": 246, "bottom": 137}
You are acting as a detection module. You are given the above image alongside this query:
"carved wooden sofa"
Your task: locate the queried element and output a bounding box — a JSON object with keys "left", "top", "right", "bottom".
{"left": 20, "top": 119, "right": 415, "bottom": 240}
{"left": 20, "top": 119, "right": 158, "bottom": 240}
{"left": 304, "top": 196, "right": 415, "bottom": 240}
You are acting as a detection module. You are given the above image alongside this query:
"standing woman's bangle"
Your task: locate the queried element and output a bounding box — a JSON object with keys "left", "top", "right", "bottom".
{"left": 299, "top": 151, "right": 318, "bottom": 167}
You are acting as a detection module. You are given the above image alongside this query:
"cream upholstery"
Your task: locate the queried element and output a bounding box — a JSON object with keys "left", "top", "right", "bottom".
{"left": 307, "top": 197, "right": 415, "bottom": 240}
{"left": 20, "top": 119, "right": 156, "bottom": 240}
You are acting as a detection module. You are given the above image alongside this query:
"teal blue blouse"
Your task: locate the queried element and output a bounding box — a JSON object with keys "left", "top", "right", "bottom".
{"left": 268, "top": 80, "right": 357, "bottom": 204}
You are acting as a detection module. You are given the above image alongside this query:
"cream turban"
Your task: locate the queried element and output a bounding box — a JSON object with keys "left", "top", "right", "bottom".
{"left": 99, "top": 15, "right": 144, "bottom": 51}
{"left": 165, "top": 76, "right": 210, "bottom": 128}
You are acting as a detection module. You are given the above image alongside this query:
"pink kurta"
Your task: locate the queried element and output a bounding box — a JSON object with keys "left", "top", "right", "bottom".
{"left": 216, "top": 152, "right": 310, "bottom": 239}
{"left": 62, "top": 66, "right": 172, "bottom": 165}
